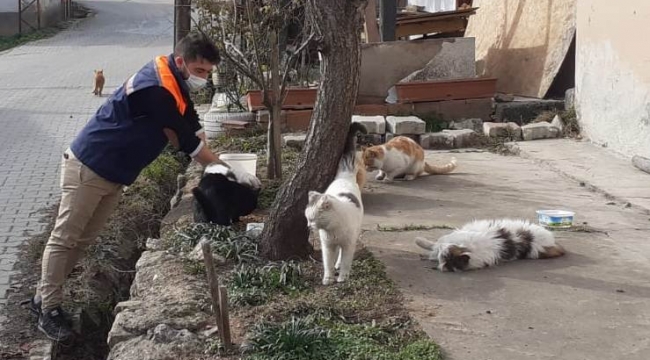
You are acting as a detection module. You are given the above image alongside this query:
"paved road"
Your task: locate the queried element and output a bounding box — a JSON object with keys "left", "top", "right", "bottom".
{"left": 0, "top": 0, "right": 174, "bottom": 326}
{"left": 363, "top": 143, "right": 650, "bottom": 360}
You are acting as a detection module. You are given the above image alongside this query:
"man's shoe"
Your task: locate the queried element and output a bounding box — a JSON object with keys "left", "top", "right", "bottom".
{"left": 38, "top": 307, "right": 74, "bottom": 343}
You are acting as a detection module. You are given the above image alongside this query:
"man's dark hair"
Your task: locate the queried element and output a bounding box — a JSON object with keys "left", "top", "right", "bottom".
{"left": 175, "top": 32, "right": 220, "bottom": 65}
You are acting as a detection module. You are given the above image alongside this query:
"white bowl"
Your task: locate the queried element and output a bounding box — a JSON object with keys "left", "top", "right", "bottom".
{"left": 536, "top": 210, "right": 575, "bottom": 229}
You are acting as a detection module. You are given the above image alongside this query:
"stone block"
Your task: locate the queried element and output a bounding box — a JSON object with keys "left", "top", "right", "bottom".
{"left": 386, "top": 116, "right": 426, "bottom": 135}
{"left": 352, "top": 115, "right": 386, "bottom": 134}
{"left": 483, "top": 122, "right": 522, "bottom": 140}
{"left": 282, "top": 133, "right": 307, "bottom": 150}
{"left": 522, "top": 122, "right": 560, "bottom": 141}
{"left": 421, "top": 132, "right": 453, "bottom": 150}
{"left": 449, "top": 118, "right": 483, "bottom": 132}
{"left": 443, "top": 129, "right": 480, "bottom": 148}
{"left": 246, "top": 223, "right": 264, "bottom": 237}
{"left": 494, "top": 99, "right": 565, "bottom": 124}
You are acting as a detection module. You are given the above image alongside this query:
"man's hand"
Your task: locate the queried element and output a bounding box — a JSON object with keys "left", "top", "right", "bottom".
{"left": 230, "top": 167, "right": 262, "bottom": 190}
{"left": 193, "top": 146, "right": 262, "bottom": 190}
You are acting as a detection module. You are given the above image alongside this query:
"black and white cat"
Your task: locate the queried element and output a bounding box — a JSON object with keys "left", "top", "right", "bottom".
{"left": 305, "top": 122, "right": 367, "bottom": 285}
{"left": 192, "top": 163, "right": 260, "bottom": 226}
{"left": 415, "top": 219, "right": 565, "bottom": 272}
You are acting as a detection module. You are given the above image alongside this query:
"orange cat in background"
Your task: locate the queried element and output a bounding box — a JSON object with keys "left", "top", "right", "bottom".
{"left": 355, "top": 152, "right": 367, "bottom": 189}
{"left": 93, "top": 69, "right": 105, "bottom": 96}
{"left": 362, "top": 136, "right": 457, "bottom": 181}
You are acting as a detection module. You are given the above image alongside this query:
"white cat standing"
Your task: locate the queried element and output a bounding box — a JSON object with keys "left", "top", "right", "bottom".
{"left": 305, "top": 123, "right": 366, "bottom": 285}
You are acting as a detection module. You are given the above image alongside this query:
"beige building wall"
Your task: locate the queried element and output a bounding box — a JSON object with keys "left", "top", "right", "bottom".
{"left": 576, "top": 1, "right": 650, "bottom": 158}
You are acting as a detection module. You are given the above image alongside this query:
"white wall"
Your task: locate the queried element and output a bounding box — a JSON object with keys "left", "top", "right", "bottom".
{"left": 576, "top": 1, "right": 650, "bottom": 158}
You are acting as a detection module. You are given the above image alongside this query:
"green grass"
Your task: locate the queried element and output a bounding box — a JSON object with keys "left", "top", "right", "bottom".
{"left": 228, "top": 261, "right": 308, "bottom": 307}
{"left": 377, "top": 224, "right": 454, "bottom": 232}
{"left": 0, "top": 27, "right": 60, "bottom": 52}
{"left": 165, "top": 223, "right": 259, "bottom": 263}
{"left": 246, "top": 315, "right": 443, "bottom": 360}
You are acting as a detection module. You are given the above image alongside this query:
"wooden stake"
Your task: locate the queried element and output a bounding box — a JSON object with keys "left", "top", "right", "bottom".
{"left": 201, "top": 241, "right": 231, "bottom": 350}
{"left": 218, "top": 286, "right": 232, "bottom": 350}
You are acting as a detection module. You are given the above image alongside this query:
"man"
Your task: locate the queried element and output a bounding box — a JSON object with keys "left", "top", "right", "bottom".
{"left": 30, "top": 32, "right": 261, "bottom": 342}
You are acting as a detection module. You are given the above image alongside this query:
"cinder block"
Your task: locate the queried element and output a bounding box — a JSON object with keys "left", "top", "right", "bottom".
{"left": 442, "top": 129, "right": 480, "bottom": 148}
{"left": 282, "top": 134, "right": 307, "bottom": 150}
{"left": 522, "top": 122, "right": 560, "bottom": 141}
{"left": 386, "top": 116, "right": 426, "bottom": 135}
{"left": 421, "top": 132, "right": 453, "bottom": 149}
{"left": 483, "top": 122, "right": 522, "bottom": 140}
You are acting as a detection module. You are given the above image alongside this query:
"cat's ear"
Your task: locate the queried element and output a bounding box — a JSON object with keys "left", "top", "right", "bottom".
{"left": 308, "top": 191, "right": 321, "bottom": 204}
{"left": 360, "top": 145, "right": 368, "bottom": 152}
{"left": 319, "top": 195, "right": 332, "bottom": 210}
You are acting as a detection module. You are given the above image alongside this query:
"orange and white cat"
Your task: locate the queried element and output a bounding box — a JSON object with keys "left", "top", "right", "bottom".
{"left": 362, "top": 136, "right": 457, "bottom": 181}
{"left": 93, "top": 69, "right": 105, "bottom": 96}
{"left": 355, "top": 152, "right": 367, "bottom": 189}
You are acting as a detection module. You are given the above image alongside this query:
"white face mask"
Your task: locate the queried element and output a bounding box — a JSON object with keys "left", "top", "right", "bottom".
{"left": 182, "top": 60, "right": 208, "bottom": 91}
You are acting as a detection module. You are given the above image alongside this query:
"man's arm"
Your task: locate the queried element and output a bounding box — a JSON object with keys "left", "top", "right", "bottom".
{"left": 184, "top": 98, "right": 207, "bottom": 143}
{"left": 193, "top": 145, "right": 222, "bottom": 166}
{"left": 129, "top": 87, "right": 261, "bottom": 189}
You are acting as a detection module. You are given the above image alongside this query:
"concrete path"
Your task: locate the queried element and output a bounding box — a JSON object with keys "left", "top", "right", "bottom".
{"left": 0, "top": 0, "right": 173, "bottom": 327}
{"left": 362, "top": 139, "right": 650, "bottom": 360}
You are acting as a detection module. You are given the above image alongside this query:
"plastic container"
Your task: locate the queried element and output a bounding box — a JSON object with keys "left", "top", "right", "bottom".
{"left": 219, "top": 153, "right": 258, "bottom": 176}
{"left": 536, "top": 210, "right": 575, "bottom": 229}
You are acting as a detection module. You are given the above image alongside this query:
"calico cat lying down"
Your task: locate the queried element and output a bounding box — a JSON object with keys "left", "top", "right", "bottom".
{"left": 415, "top": 219, "right": 565, "bottom": 272}
{"left": 192, "top": 163, "right": 260, "bottom": 226}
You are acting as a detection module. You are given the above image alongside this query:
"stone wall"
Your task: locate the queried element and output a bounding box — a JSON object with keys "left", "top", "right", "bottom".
{"left": 106, "top": 161, "right": 216, "bottom": 360}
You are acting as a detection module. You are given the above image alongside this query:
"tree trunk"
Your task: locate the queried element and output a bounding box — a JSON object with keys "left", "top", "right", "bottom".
{"left": 266, "top": 30, "right": 283, "bottom": 180}
{"left": 260, "top": 0, "right": 367, "bottom": 260}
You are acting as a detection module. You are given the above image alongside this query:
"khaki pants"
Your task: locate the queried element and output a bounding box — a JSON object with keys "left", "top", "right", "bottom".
{"left": 38, "top": 149, "right": 123, "bottom": 312}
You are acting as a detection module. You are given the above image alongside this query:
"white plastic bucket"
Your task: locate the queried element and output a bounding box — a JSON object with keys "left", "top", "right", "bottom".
{"left": 219, "top": 153, "right": 258, "bottom": 176}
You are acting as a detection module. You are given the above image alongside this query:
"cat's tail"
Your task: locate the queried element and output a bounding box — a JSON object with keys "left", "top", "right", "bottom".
{"left": 338, "top": 122, "right": 367, "bottom": 174}
{"left": 415, "top": 237, "right": 436, "bottom": 250}
{"left": 424, "top": 157, "right": 458, "bottom": 175}
{"left": 192, "top": 187, "right": 217, "bottom": 223}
